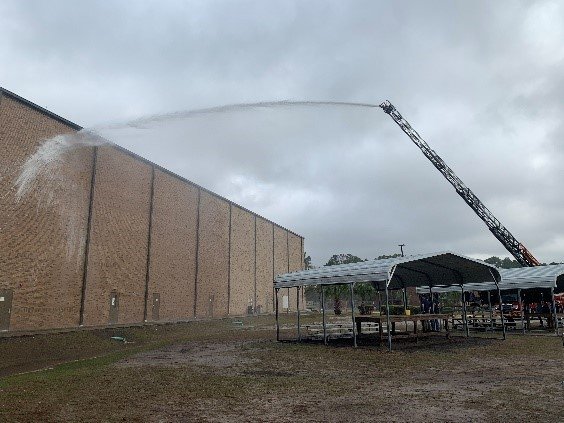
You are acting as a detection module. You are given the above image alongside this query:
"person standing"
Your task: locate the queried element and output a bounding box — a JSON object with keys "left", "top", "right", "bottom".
{"left": 421, "top": 295, "right": 431, "bottom": 332}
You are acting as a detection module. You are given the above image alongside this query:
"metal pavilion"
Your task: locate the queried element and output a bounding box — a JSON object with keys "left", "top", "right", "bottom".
{"left": 273, "top": 251, "right": 502, "bottom": 351}
{"left": 416, "top": 264, "right": 564, "bottom": 335}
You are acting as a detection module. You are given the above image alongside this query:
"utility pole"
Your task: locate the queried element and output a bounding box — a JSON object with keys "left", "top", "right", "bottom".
{"left": 398, "top": 244, "right": 405, "bottom": 257}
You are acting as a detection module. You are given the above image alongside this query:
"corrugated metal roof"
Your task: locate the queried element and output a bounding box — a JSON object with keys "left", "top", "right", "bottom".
{"left": 274, "top": 251, "right": 499, "bottom": 289}
{"left": 415, "top": 264, "right": 564, "bottom": 293}
{"left": 500, "top": 264, "right": 564, "bottom": 283}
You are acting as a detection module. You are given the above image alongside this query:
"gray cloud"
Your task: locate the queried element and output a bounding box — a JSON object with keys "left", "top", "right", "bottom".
{"left": 2, "top": 0, "right": 563, "bottom": 266}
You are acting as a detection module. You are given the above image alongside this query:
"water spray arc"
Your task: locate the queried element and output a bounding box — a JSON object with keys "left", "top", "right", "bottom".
{"left": 12, "top": 100, "right": 380, "bottom": 262}
{"left": 14, "top": 100, "right": 381, "bottom": 209}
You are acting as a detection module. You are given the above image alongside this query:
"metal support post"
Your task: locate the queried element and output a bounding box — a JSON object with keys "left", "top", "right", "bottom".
{"left": 321, "top": 285, "right": 327, "bottom": 345}
{"left": 385, "top": 281, "right": 392, "bottom": 351}
{"left": 461, "top": 286, "right": 468, "bottom": 337}
{"left": 518, "top": 288, "right": 525, "bottom": 335}
{"left": 488, "top": 291, "right": 494, "bottom": 331}
{"left": 350, "top": 283, "right": 357, "bottom": 348}
{"left": 551, "top": 287, "right": 558, "bottom": 335}
{"left": 297, "top": 286, "right": 301, "bottom": 342}
{"left": 429, "top": 286, "right": 437, "bottom": 332}
{"left": 403, "top": 286, "right": 408, "bottom": 332}
{"left": 378, "top": 290, "right": 382, "bottom": 312}
{"left": 496, "top": 284, "right": 506, "bottom": 340}
{"left": 275, "top": 288, "right": 280, "bottom": 342}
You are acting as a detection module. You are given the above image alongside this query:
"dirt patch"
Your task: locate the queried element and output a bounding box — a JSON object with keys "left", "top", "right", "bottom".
{"left": 116, "top": 340, "right": 261, "bottom": 372}
{"left": 111, "top": 334, "right": 563, "bottom": 422}
{"left": 1, "top": 315, "right": 563, "bottom": 422}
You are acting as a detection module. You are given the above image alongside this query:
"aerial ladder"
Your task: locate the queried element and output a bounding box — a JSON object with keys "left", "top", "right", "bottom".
{"left": 380, "top": 100, "right": 540, "bottom": 267}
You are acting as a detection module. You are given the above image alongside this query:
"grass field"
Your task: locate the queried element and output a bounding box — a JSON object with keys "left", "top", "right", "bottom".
{"left": 1, "top": 314, "right": 562, "bottom": 422}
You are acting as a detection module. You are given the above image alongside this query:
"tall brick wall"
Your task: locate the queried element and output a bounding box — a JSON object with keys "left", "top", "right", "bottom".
{"left": 229, "top": 206, "right": 256, "bottom": 316}
{"left": 82, "top": 146, "right": 152, "bottom": 326}
{"left": 195, "top": 191, "right": 230, "bottom": 318}
{"left": 288, "top": 233, "right": 304, "bottom": 310}
{"left": 147, "top": 169, "right": 199, "bottom": 322}
{"left": 255, "top": 217, "right": 274, "bottom": 314}
{"left": 0, "top": 89, "right": 304, "bottom": 332}
{"left": 0, "top": 94, "right": 91, "bottom": 330}
{"left": 273, "top": 226, "right": 291, "bottom": 311}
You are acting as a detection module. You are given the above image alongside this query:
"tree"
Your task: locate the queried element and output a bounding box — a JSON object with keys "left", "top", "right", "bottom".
{"left": 375, "top": 253, "right": 402, "bottom": 260}
{"left": 325, "top": 253, "right": 366, "bottom": 266}
{"left": 484, "top": 256, "right": 522, "bottom": 269}
{"left": 484, "top": 256, "right": 502, "bottom": 268}
{"left": 354, "top": 283, "right": 375, "bottom": 302}
{"left": 325, "top": 285, "right": 348, "bottom": 315}
{"left": 354, "top": 283, "right": 376, "bottom": 314}
{"left": 500, "top": 257, "right": 521, "bottom": 269}
{"left": 322, "top": 254, "right": 366, "bottom": 314}
{"left": 303, "top": 252, "right": 312, "bottom": 270}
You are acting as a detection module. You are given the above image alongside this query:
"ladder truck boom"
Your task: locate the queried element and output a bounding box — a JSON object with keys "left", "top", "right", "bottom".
{"left": 380, "top": 100, "right": 540, "bottom": 267}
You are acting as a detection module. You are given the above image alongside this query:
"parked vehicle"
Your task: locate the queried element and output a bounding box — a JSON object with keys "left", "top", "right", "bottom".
{"left": 554, "top": 293, "right": 564, "bottom": 312}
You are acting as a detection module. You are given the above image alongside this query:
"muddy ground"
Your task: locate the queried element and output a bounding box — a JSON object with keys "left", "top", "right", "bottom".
{"left": 0, "top": 315, "right": 562, "bottom": 422}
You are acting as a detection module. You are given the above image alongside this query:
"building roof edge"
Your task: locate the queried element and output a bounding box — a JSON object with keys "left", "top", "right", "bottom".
{"left": 0, "top": 87, "right": 83, "bottom": 130}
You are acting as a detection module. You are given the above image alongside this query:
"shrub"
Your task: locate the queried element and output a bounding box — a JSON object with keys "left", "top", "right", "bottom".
{"left": 358, "top": 304, "right": 374, "bottom": 315}
{"left": 380, "top": 305, "right": 405, "bottom": 315}
{"left": 408, "top": 306, "right": 421, "bottom": 315}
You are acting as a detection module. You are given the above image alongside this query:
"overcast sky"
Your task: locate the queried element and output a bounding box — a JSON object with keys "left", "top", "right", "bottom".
{"left": 2, "top": 0, "right": 563, "bottom": 266}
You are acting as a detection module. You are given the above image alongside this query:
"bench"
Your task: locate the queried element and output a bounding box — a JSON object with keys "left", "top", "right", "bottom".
{"left": 304, "top": 322, "right": 380, "bottom": 340}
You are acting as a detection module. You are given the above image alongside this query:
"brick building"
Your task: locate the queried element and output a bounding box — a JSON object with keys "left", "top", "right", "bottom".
{"left": 0, "top": 87, "right": 304, "bottom": 332}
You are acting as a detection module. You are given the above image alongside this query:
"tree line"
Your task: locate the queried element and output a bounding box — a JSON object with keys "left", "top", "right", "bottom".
{"left": 484, "top": 256, "right": 563, "bottom": 268}
{"left": 303, "top": 252, "right": 403, "bottom": 270}
{"left": 303, "top": 252, "right": 562, "bottom": 271}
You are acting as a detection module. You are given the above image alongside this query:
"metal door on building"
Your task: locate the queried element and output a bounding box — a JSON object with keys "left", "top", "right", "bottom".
{"left": 109, "top": 291, "right": 119, "bottom": 325}
{"left": 151, "top": 293, "right": 160, "bottom": 321}
{"left": 0, "top": 289, "right": 13, "bottom": 331}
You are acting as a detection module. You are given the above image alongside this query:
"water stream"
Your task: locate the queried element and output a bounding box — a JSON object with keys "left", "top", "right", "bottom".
{"left": 16, "top": 100, "right": 380, "bottom": 201}
{"left": 12, "top": 100, "right": 380, "bottom": 259}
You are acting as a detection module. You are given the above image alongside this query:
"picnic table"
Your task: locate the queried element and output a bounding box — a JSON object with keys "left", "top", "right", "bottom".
{"left": 355, "top": 314, "right": 451, "bottom": 340}
{"left": 451, "top": 313, "right": 562, "bottom": 332}
{"left": 304, "top": 321, "right": 381, "bottom": 340}
{"left": 524, "top": 312, "right": 563, "bottom": 330}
